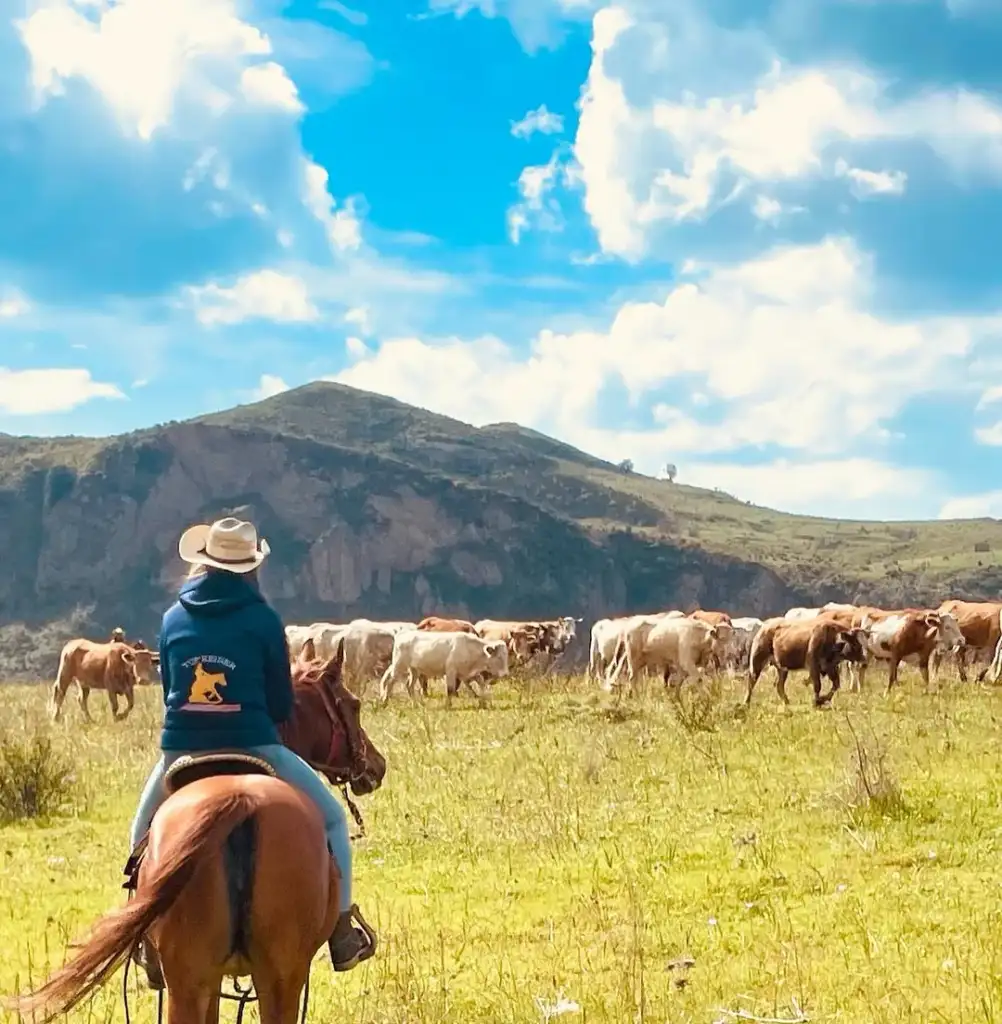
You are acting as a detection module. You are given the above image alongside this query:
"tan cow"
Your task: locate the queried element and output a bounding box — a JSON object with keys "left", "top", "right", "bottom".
{"left": 688, "top": 609, "right": 732, "bottom": 626}
{"left": 417, "top": 616, "right": 478, "bottom": 633}
{"left": 606, "top": 617, "right": 731, "bottom": 693}
{"left": 933, "top": 600, "right": 1002, "bottom": 681}
{"left": 747, "top": 618, "right": 868, "bottom": 707}
{"left": 50, "top": 639, "right": 141, "bottom": 722}
{"left": 474, "top": 619, "right": 545, "bottom": 665}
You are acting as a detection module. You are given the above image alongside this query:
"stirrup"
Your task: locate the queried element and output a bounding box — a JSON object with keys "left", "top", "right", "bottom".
{"left": 132, "top": 938, "right": 165, "bottom": 991}
{"left": 329, "top": 904, "right": 377, "bottom": 972}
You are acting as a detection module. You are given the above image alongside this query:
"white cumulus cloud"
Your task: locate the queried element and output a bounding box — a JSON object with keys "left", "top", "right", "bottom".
{"left": 940, "top": 492, "right": 1002, "bottom": 519}
{"left": 835, "top": 159, "right": 907, "bottom": 196}
{"left": 188, "top": 269, "right": 318, "bottom": 325}
{"left": 329, "top": 235, "right": 997, "bottom": 505}
{"left": 511, "top": 104, "right": 565, "bottom": 138}
{"left": 254, "top": 373, "right": 290, "bottom": 399}
{"left": 0, "top": 367, "right": 124, "bottom": 415}
{"left": 16, "top": 0, "right": 272, "bottom": 140}
{"left": 302, "top": 158, "right": 363, "bottom": 252}
{"left": 567, "top": 3, "right": 1002, "bottom": 257}
{"left": 240, "top": 61, "right": 303, "bottom": 113}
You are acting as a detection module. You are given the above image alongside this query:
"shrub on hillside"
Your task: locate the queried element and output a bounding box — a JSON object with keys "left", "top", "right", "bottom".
{"left": 0, "top": 730, "right": 81, "bottom": 823}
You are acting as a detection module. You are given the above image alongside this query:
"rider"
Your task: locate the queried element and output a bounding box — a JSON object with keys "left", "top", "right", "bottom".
{"left": 127, "top": 517, "right": 376, "bottom": 986}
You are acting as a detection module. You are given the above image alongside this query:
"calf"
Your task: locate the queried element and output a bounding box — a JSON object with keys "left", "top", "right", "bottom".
{"left": 379, "top": 631, "right": 509, "bottom": 705}
{"left": 747, "top": 618, "right": 868, "bottom": 707}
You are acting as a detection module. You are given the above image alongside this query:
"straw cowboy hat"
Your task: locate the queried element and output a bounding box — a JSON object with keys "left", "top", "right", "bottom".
{"left": 178, "top": 517, "right": 270, "bottom": 574}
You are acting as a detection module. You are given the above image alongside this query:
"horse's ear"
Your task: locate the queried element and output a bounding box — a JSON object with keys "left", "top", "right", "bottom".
{"left": 322, "top": 636, "right": 345, "bottom": 678}
{"left": 301, "top": 637, "right": 317, "bottom": 662}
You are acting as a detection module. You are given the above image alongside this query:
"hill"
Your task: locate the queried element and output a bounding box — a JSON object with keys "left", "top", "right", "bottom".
{"left": 0, "top": 381, "right": 999, "bottom": 678}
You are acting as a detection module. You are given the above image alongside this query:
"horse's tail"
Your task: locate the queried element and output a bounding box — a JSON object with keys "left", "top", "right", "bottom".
{"left": 5, "top": 789, "right": 258, "bottom": 1023}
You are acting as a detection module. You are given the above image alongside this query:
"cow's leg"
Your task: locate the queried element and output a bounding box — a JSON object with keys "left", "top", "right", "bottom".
{"left": 378, "top": 665, "right": 398, "bottom": 704}
{"left": 775, "top": 668, "right": 790, "bottom": 705}
{"left": 815, "top": 667, "right": 840, "bottom": 707}
{"left": 444, "top": 670, "right": 459, "bottom": 706}
{"left": 918, "top": 653, "right": 933, "bottom": 693}
{"left": 50, "top": 675, "right": 71, "bottom": 722}
{"left": 107, "top": 688, "right": 120, "bottom": 719}
{"left": 117, "top": 685, "right": 135, "bottom": 720}
{"left": 78, "top": 685, "right": 94, "bottom": 722}
{"left": 744, "top": 665, "right": 762, "bottom": 706}
{"left": 956, "top": 646, "right": 970, "bottom": 683}
{"left": 885, "top": 657, "right": 901, "bottom": 692}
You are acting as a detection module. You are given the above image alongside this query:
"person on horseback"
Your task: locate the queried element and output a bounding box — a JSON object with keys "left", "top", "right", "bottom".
{"left": 127, "top": 517, "right": 376, "bottom": 987}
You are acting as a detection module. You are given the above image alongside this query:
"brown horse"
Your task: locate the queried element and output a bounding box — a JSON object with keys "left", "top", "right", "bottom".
{"left": 6, "top": 638, "right": 386, "bottom": 1024}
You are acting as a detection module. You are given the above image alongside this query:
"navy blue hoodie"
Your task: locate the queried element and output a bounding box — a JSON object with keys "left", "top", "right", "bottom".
{"left": 158, "top": 570, "right": 293, "bottom": 751}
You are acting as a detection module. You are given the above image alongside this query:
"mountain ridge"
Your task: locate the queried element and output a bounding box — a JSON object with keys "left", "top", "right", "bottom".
{"left": 0, "top": 381, "right": 999, "bottom": 679}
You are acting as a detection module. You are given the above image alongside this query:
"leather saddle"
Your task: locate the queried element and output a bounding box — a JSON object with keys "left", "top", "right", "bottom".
{"left": 123, "top": 751, "right": 276, "bottom": 891}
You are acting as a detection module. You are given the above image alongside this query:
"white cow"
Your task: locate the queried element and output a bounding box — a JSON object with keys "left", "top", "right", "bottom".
{"left": 337, "top": 623, "right": 397, "bottom": 694}
{"left": 589, "top": 613, "right": 669, "bottom": 680}
{"left": 606, "top": 616, "right": 731, "bottom": 692}
{"left": 784, "top": 607, "right": 821, "bottom": 621}
{"left": 379, "top": 631, "right": 509, "bottom": 704}
{"left": 284, "top": 622, "right": 347, "bottom": 660}
{"left": 349, "top": 618, "right": 417, "bottom": 635}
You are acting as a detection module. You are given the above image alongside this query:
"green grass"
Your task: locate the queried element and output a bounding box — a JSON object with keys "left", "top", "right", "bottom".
{"left": 3, "top": 669, "right": 1002, "bottom": 1022}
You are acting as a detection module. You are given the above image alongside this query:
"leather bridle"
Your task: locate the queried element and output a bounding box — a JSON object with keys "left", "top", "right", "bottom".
{"left": 301, "top": 674, "right": 371, "bottom": 837}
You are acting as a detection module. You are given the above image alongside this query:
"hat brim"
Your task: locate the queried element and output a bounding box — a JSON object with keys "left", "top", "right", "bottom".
{"left": 178, "top": 524, "right": 270, "bottom": 574}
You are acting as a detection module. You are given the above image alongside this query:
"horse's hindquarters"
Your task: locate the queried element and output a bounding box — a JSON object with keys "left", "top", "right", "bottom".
{"left": 149, "top": 774, "right": 339, "bottom": 996}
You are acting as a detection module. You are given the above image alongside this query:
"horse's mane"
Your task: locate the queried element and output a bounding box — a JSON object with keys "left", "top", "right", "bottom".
{"left": 291, "top": 659, "right": 326, "bottom": 688}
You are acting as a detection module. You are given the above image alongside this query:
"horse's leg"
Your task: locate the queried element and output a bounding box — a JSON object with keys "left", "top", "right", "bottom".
{"left": 165, "top": 984, "right": 218, "bottom": 1024}
{"left": 255, "top": 969, "right": 309, "bottom": 1024}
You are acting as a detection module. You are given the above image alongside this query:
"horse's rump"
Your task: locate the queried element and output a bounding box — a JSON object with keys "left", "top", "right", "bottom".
{"left": 6, "top": 774, "right": 336, "bottom": 1024}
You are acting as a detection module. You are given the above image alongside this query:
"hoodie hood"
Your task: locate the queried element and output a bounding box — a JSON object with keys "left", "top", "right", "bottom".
{"left": 178, "top": 571, "right": 264, "bottom": 617}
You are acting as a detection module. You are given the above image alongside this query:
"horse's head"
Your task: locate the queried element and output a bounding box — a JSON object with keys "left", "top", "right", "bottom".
{"left": 288, "top": 638, "right": 387, "bottom": 795}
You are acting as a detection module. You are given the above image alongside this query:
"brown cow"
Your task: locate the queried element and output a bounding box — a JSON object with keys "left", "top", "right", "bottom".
{"left": 417, "top": 616, "right": 478, "bottom": 634}
{"left": 934, "top": 600, "right": 1002, "bottom": 681}
{"left": 474, "top": 619, "right": 546, "bottom": 665}
{"left": 858, "top": 609, "right": 965, "bottom": 691}
{"left": 50, "top": 639, "right": 141, "bottom": 722}
{"left": 747, "top": 618, "right": 868, "bottom": 707}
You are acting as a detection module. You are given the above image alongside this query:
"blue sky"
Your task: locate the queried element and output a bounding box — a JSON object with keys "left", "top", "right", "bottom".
{"left": 2, "top": 0, "right": 1002, "bottom": 522}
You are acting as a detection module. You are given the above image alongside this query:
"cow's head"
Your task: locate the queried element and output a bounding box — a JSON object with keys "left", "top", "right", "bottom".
{"left": 931, "top": 611, "right": 965, "bottom": 652}
{"left": 483, "top": 639, "right": 509, "bottom": 677}
{"left": 131, "top": 647, "right": 159, "bottom": 684}
{"left": 834, "top": 628, "right": 867, "bottom": 663}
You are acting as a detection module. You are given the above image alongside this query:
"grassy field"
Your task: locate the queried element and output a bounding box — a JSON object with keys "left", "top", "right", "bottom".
{"left": 2, "top": 669, "right": 1002, "bottom": 1023}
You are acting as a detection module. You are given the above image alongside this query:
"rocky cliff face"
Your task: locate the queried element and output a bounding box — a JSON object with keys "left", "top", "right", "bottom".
{"left": 0, "top": 419, "right": 804, "bottom": 679}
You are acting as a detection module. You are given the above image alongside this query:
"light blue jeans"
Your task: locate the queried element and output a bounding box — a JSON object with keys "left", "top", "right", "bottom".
{"left": 129, "top": 744, "right": 352, "bottom": 911}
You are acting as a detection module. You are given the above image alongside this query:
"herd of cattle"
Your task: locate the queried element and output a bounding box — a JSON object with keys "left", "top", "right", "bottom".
{"left": 43, "top": 598, "right": 1002, "bottom": 720}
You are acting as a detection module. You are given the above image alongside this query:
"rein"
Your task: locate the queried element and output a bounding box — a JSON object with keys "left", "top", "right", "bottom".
{"left": 297, "top": 674, "right": 370, "bottom": 839}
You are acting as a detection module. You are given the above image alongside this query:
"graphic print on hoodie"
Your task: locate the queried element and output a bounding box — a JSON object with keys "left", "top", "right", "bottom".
{"left": 157, "top": 570, "right": 293, "bottom": 751}
{"left": 181, "top": 657, "right": 240, "bottom": 711}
